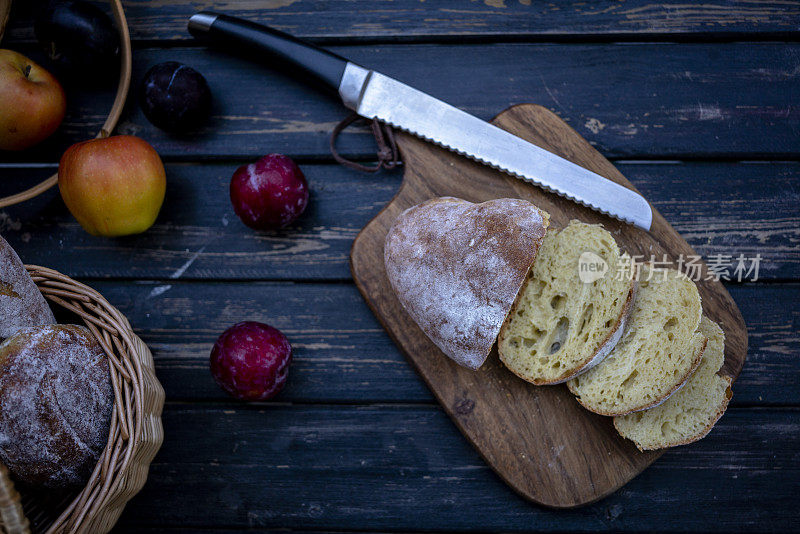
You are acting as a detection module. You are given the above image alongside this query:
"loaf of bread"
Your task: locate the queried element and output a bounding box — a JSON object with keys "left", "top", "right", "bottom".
{"left": 567, "top": 266, "right": 706, "bottom": 415}
{"left": 384, "top": 197, "right": 549, "bottom": 369}
{"left": 0, "top": 324, "right": 113, "bottom": 487}
{"left": 614, "top": 317, "right": 732, "bottom": 450}
{"left": 498, "top": 221, "right": 636, "bottom": 384}
{"left": 0, "top": 234, "right": 55, "bottom": 338}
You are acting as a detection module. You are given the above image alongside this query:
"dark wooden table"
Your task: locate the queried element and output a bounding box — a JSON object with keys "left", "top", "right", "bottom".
{"left": 2, "top": 1, "right": 799, "bottom": 532}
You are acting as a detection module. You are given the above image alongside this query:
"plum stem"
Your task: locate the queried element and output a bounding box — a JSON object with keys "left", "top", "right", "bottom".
{"left": 23, "top": 64, "right": 32, "bottom": 79}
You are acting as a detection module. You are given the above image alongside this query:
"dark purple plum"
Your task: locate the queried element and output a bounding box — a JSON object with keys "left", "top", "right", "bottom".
{"left": 210, "top": 321, "right": 292, "bottom": 401}
{"left": 35, "top": 0, "right": 120, "bottom": 78}
{"left": 140, "top": 61, "right": 212, "bottom": 133}
{"left": 230, "top": 154, "right": 309, "bottom": 231}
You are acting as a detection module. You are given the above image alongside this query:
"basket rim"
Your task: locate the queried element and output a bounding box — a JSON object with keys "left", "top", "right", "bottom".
{"left": 0, "top": 0, "right": 133, "bottom": 210}
{"left": 0, "top": 265, "right": 165, "bottom": 534}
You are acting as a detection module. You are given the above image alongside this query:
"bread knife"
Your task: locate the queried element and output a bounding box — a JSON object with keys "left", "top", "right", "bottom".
{"left": 188, "top": 12, "right": 653, "bottom": 231}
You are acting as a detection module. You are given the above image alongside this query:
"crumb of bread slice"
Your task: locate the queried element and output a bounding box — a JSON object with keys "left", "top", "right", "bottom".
{"left": 613, "top": 316, "right": 732, "bottom": 450}
{"left": 498, "top": 221, "right": 636, "bottom": 384}
{"left": 567, "top": 266, "right": 706, "bottom": 416}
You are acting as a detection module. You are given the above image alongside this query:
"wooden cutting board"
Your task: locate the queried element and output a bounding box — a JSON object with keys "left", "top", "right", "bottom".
{"left": 350, "top": 104, "right": 747, "bottom": 508}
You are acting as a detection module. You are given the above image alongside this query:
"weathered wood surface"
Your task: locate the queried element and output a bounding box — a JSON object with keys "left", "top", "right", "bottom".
{"left": 0, "top": 0, "right": 797, "bottom": 530}
{"left": 1, "top": 43, "right": 798, "bottom": 162}
{"left": 5, "top": 1, "right": 800, "bottom": 42}
{"left": 86, "top": 281, "right": 798, "bottom": 406}
{"left": 1, "top": 162, "right": 797, "bottom": 280}
{"left": 111, "top": 405, "right": 799, "bottom": 531}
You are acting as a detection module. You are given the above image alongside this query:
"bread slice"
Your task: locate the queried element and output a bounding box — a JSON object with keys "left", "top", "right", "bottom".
{"left": 497, "top": 221, "right": 636, "bottom": 384}
{"left": 614, "top": 317, "right": 732, "bottom": 450}
{"left": 567, "top": 266, "right": 706, "bottom": 415}
{"left": 384, "top": 197, "right": 549, "bottom": 369}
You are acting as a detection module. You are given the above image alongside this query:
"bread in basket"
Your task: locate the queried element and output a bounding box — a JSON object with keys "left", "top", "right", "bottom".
{"left": 0, "top": 266, "right": 164, "bottom": 534}
{"left": 0, "top": 1, "right": 163, "bottom": 531}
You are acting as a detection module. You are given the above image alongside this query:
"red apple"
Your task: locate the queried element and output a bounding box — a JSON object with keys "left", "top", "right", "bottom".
{"left": 210, "top": 321, "right": 292, "bottom": 401}
{"left": 230, "top": 154, "right": 309, "bottom": 230}
{"left": 58, "top": 135, "right": 166, "bottom": 236}
{"left": 0, "top": 49, "right": 66, "bottom": 151}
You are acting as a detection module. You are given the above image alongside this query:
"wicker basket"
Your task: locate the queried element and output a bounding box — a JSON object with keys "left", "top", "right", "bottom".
{"left": 0, "top": 2, "right": 162, "bottom": 529}
{"left": 0, "top": 266, "right": 165, "bottom": 534}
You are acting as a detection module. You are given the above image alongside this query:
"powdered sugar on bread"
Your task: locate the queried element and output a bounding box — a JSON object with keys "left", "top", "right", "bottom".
{"left": 384, "top": 197, "right": 549, "bottom": 369}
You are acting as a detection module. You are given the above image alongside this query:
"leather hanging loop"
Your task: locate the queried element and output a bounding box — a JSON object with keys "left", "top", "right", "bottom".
{"left": 330, "top": 112, "right": 400, "bottom": 173}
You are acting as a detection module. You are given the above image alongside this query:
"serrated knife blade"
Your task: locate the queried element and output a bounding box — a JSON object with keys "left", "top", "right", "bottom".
{"left": 188, "top": 12, "right": 653, "bottom": 231}
{"left": 339, "top": 64, "right": 652, "bottom": 230}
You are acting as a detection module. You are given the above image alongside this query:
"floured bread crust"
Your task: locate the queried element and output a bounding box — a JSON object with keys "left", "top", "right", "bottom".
{"left": 384, "top": 197, "right": 549, "bottom": 369}
{"left": 0, "top": 325, "right": 113, "bottom": 487}
{"left": 0, "top": 234, "right": 55, "bottom": 338}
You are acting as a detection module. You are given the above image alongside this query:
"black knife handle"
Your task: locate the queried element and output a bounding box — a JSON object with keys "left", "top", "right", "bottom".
{"left": 188, "top": 12, "right": 348, "bottom": 91}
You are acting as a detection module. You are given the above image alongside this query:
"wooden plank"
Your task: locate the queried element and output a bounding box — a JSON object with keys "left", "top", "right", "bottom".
{"left": 1, "top": 162, "right": 797, "bottom": 280}
{"left": 92, "top": 280, "right": 432, "bottom": 403}
{"left": 620, "top": 161, "right": 800, "bottom": 282}
{"left": 117, "top": 532, "right": 403, "bottom": 534}
{"left": 5, "top": 1, "right": 800, "bottom": 43}
{"left": 2, "top": 43, "right": 798, "bottom": 162}
{"left": 116, "top": 531, "right": 376, "bottom": 534}
{"left": 76, "top": 281, "right": 800, "bottom": 406}
{"left": 114, "top": 404, "right": 800, "bottom": 531}
{"left": 0, "top": 162, "right": 398, "bottom": 280}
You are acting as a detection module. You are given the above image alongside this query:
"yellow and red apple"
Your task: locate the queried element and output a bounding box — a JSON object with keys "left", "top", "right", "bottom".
{"left": 0, "top": 49, "right": 66, "bottom": 151}
{"left": 58, "top": 135, "right": 166, "bottom": 237}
